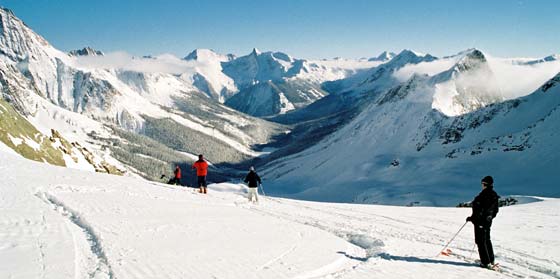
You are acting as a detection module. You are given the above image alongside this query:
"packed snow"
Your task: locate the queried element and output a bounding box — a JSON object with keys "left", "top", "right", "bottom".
{"left": 1, "top": 150, "right": 559, "bottom": 278}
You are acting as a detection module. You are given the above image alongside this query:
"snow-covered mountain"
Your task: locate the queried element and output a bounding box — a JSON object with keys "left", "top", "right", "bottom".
{"left": 430, "top": 49, "right": 503, "bottom": 116}
{"left": 183, "top": 48, "right": 238, "bottom": 101}
{"left": 513, "top": 54, "right": 559, "bottom": 65}
{"left": 319, "top": 49, "right": 438, "bottom": 101}
{"left": 181, "top": 47, "right": 380, "bottom": 117}
{"left": 368, "top": 51, "right": 397, "bottom": 62}
{"left": 271, "top": 49, "right": 438, "bottom": 126}
{"left": 262, "top": 51, "right": 560, "bottom": 206}
{"left": 0, "top": 7, "right": 284, "bottom": 181}
{"left": 68, "top": 47, "right": 104, "bottom": 56}
{"left": 0, "top": 7, "right": 382, "bottom": 181}
{"left": 222, "top": 49, "right": 380, "bottom": 116}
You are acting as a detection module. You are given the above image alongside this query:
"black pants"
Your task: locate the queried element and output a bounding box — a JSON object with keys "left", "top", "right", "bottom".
{"left": 474, "top": 225, "right": 494, "bottom": 265}
{"left": 197, "top": 176, "right": 207, "bottom": 187}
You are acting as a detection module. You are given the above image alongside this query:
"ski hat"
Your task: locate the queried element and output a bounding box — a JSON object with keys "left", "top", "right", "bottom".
{"left": 250, "top": 166, "right": 255, "bottom": 171}
{"left": 481, "top": 176, "right": 494, "bottom": 186}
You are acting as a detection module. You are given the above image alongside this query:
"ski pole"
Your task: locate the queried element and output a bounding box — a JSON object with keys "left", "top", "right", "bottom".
{"left": 436, "top": 221, "right": 468, "bottom": 257}
{"left": 468, "top": 243, "right": 476, "bottom": 260}
{"left": 260, "top": 183, "right": 266, "bottom": 197}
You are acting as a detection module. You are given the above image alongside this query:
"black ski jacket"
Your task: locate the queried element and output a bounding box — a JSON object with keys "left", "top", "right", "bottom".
{"left": 244, "top": 171, "right": 261, "bottom": 188}
{"left": 470, "top": 186, "right": 500, "bottom": 227}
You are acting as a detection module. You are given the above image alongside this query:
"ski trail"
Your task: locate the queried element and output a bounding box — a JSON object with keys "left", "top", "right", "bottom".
{"left": 245, "top": 198, "right": 372, "bottom": 277}
{"left": 438, "top": 228, "right": 559, "bottom": 278}
{"left": 257, "top": 232, "right": 302, "bottom": 272}
{"left": 250, "top": 197, "right": 560, "bottom": 279}
{"left": 35, "top": 192, "right": 115, "bottom": 279}
{"left": 35, "top": 213, "right": 47, "bottom": 279}
{"left": 230, "top": 196, "right": 366, "bottom": 278}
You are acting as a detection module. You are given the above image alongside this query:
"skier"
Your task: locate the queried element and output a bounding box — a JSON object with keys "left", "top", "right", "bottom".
{"left": 172, "top": 165, "right": 181, "bottom": 185}
{"left": 192, "top": 154, "right": 209, "bottom": 194}
{"left": 244, "top": 166, "right": 261, "bottom": 203}
{"left": 466, "top": 176, "right": 500, "bottom": 269}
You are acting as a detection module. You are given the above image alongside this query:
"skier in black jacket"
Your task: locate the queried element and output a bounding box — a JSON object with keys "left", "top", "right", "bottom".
{"left": 466, "top": 176, "right": 500, "bottom": 269}
{"left": 244, "top": 166, "right": 261, "bottom": 203}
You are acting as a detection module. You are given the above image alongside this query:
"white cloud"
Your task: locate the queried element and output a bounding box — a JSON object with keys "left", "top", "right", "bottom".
{"left": 71, "top": 51, "right": 201, "bottom": 75}
{"left": 393, "top": 54, "right": 560, "bottom": 99}
{"left": 487, "top": 56, "right": 560, "bottom": 99}
{"left": 393, "top": 58, "right": 458, "bottom": 82}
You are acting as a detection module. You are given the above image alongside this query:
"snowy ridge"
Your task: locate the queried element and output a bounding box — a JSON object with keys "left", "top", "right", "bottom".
{"left": 324, "top": 49, "right": 438, "bottom": 98}
{"left": 368, "top": 51, "right": 397, "bottom": 62}
{"left": 184, "top": 48, "right": 237, "bottom": 101}
{"left": 221, "top": 49, "right": 381, "bottom": 116}
{"left": 431, "top": 49, "right": 504, "bottom": 116}
{"left": 262, "top": 67, "right": 560, "bottom": 205}
{"left": 68, "top": 47, "right": 104, "bottom": 57}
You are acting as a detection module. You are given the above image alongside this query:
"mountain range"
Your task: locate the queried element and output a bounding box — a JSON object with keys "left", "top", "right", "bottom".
{"left": 1, "top": 7, "right": 559, "bottom": 205}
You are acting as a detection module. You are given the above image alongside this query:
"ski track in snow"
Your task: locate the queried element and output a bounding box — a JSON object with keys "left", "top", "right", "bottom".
{"left": 241, "top": 197, "right": 558, "bottom": 279}
{"left": 36, "top": 213, "right": 47, "bottom": 279}
{"left": 256, "top": 232, "right": 302, "bottom": 272}
{"left": 35, "top": 191, "right": 115, "bottom": 279}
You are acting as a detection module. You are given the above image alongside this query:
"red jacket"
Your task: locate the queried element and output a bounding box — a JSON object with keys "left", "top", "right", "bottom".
{"left": 174, "top": 167, "right": 181, "bottom": 179}
{"left": 192, "top": 160, "right": 208, "bottom": 176}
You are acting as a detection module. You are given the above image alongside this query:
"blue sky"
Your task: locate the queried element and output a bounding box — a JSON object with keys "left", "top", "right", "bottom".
{"left": 3, "top": 0, "right": 559, "bottom": 59}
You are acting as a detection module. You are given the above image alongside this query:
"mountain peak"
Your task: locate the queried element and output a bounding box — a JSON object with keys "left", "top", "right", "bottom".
{"left": 0, "top": 7, "right": 15, "bottom": 16}
{"left": 387, "top": 49, "right": 437, "bottom": 68}
{"left": 394, "top": 49, "right": 436, "bottom": 60}
{"left": 184, "top": 48, "right": 217, "bottom": 60}
{"left": 540, "top": 72, "right": 560, "bottom": 93}
{"left": 544, "top": 54, "right": 559, "bottom": 62}
{"left": 0, "top": 6, "right": 52, "bottom": 61}
{"left": 463, "top": 48, "right": 486, "bottom": 60}
{"left": 453, "top": 49, "right": 488, "bottom": 73}
{"left": 68, "top": 47, "right": 104, "bottom": 57}
{"left": 251, "top": 48, "right": 261, "bottom": 56}
{"left": 184, "top": 48, "right": 235, "bottom": 62}
{"left": 368, "top": 51, "right": 396, "bottom": 62}
{"left": 398, "top": 49, "right": 422, "bottom": 57}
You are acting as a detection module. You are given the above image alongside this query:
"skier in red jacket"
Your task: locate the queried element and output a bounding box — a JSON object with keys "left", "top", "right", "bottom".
{"left": 173, "top": 165, "right": 181, "bottom": 185}
{"left": 192, "top": 154, "right": 209, "bottom": 194}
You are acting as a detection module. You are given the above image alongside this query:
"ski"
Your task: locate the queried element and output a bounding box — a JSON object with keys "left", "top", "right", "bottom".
{"left": 488, "top": 263, "right": 501, "bottom": 272}
{"left": 440, "top": 248, "right": 452, "bottom": 256}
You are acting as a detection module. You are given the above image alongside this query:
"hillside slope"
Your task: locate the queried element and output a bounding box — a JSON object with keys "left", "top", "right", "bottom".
{"left": 262, "top": 61, "right": 560, "bottom": 206}
{"left": 1, "top": 150, "right": 558, "bottom": 278}
{"left": 0, "top": 7, "right": 284, "bottom": 180}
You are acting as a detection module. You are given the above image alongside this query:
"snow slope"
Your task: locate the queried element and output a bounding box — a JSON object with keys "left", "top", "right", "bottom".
{"left": 262, "top": 59, "right": 560, "bottom": 206}
{"left": 1, "top": 150, "right": 558, "bottom": 279}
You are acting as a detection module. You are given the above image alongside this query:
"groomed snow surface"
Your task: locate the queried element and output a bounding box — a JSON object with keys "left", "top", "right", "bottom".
{"left": 1, "top": 151, "right": 558, "bottom": 279}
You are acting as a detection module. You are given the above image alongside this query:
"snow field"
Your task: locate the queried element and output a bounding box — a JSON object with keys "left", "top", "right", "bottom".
{"left": 0, "top": 151, "right": 356, "bottom": 279}
{"left": 1, "top": 150, "right": 559, "bottom": 278}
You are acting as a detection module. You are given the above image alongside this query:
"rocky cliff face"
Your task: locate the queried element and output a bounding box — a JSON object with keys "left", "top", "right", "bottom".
{"left": 0, "top": 8, "right": 284, "bottom": 179}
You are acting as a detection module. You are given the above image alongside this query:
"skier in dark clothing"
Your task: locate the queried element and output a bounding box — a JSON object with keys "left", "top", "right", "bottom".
{"left": 466, "top": 176, "right": 500, "bottom": 269}
{"left": 244, "top": 166, "right": 261, "bottom": 202}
